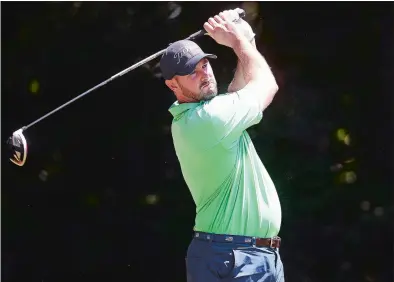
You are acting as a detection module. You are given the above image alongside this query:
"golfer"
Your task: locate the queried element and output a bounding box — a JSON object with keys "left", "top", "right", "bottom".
{"left": 160, "top": 9, "right": 284, "bottom": 282}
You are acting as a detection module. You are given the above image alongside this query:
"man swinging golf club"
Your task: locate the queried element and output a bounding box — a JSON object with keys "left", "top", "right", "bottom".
{"left": 160, "top": 8, "right": 284, "bottom": 282}
{"left": 5, "top": 6, "right": 284, "bottom": 281}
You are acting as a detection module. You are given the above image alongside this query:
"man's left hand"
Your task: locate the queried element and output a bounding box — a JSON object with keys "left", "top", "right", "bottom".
{"left": 234, "top": 14, "right": 255, "bottom": 42}
{"left": 223, "top": 8, "right": 255, "bottom": 42}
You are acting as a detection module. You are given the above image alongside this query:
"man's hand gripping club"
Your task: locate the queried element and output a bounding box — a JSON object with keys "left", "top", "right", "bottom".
{"left": 203, "top": 9, "right": 278, "bottom": 112}
{"left": 203, "top": 10, "right": 247, "bottom": 49}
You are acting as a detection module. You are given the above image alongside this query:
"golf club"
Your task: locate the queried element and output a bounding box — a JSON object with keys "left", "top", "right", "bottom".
{"left": 6, "top": 8, "right": 246, "bottom": 167}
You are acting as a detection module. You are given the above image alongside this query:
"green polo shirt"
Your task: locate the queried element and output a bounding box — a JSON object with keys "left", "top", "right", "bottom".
{"left": 169, "top": 89, "right": 282, "bottom": 238}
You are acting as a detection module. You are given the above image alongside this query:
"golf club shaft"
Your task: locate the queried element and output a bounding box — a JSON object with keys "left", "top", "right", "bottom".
{"left": 20, "top": 9, "right": 245, "bottom": 132}
{"left": 23, "top": 48, "right": 167, "bottom": 131}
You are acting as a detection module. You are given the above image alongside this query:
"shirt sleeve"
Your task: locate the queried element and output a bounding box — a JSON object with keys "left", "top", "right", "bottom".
{"left": 201, "top": 88, "right": 263, "bottom": 144}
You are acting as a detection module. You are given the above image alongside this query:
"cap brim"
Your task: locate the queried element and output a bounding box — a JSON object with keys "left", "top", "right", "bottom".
{"left": 177, "top": 53, "right": 217, "bottom": 76}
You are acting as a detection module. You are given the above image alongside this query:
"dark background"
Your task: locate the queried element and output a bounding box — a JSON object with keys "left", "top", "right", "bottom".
{"left": 2, "top": 2, "right": 393, "bottom": 282}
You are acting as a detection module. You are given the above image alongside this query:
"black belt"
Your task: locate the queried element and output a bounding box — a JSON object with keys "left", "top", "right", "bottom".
{"left": 193, "top": 231, "right": 281, "bottom": 248}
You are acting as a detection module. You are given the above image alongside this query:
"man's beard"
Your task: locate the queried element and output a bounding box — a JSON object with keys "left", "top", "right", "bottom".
{"left": 180, "top": 80, "right": 218, "bottom": 102}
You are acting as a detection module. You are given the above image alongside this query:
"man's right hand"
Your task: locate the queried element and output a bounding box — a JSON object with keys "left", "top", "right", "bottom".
{"left": 203, "top": 10, "right": 247, "bottom": 48}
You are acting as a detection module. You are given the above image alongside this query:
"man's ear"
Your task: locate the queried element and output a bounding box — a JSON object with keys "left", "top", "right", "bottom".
{"left": 165, "top": 79, "right": 179, "bottom": 92}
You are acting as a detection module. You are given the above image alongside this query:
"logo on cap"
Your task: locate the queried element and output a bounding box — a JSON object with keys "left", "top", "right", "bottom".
{"left": 174, "top": 47, "right": 191, "bottom": 64}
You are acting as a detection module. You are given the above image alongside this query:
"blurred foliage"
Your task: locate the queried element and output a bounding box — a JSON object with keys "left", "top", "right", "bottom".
{"left": 2, "top": 2, "right": 393, "bottom": 282}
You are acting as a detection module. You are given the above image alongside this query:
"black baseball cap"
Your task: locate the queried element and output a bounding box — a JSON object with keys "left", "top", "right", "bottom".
{"left": 160, "top": 40, "right": 217, "bottom": 80}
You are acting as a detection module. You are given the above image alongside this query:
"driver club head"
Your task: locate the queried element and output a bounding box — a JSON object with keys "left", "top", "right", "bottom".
{"left": 8, "top": 129, "right": 28, "bottom": 166}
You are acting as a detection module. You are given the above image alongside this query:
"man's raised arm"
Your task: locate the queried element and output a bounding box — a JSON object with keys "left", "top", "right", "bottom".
{"left": 230, "top": 18, "right": 278, "bottom": 111}
{"left": 228, "top": 38, "right": 256, "bottom": 93}
{"left": 204, "top": 9, "right": 278, "bottom": 111}
{"left": 228, "top": 18, "right": 257, "bottom": 93}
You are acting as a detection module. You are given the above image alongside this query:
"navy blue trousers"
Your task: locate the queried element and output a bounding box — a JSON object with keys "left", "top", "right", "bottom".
{"left": 186, "top": 237, "right": 285, "bottom": 282}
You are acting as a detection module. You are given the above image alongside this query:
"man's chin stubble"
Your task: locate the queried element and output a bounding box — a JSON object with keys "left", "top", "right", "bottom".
{"left": 201, "top": 86, "right": 218, "bottom": 101}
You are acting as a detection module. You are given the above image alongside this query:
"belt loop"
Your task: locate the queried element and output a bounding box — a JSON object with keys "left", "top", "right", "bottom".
{"left": 270, "top": 238, "right": 275, "bottom": 249}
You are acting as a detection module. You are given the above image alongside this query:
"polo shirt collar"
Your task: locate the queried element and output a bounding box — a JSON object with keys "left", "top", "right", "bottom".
{"left": 168, "top": 101, "right": 199, "bottom": 117}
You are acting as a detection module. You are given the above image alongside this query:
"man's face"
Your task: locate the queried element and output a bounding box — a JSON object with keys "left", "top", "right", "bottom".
{"left": 168, "top": 58, "right": 218, "bottom": 102}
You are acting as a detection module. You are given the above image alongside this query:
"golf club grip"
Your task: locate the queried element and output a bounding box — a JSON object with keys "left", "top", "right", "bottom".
{"left": 186, "top": 9, "right": 246, "bottom": 41}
